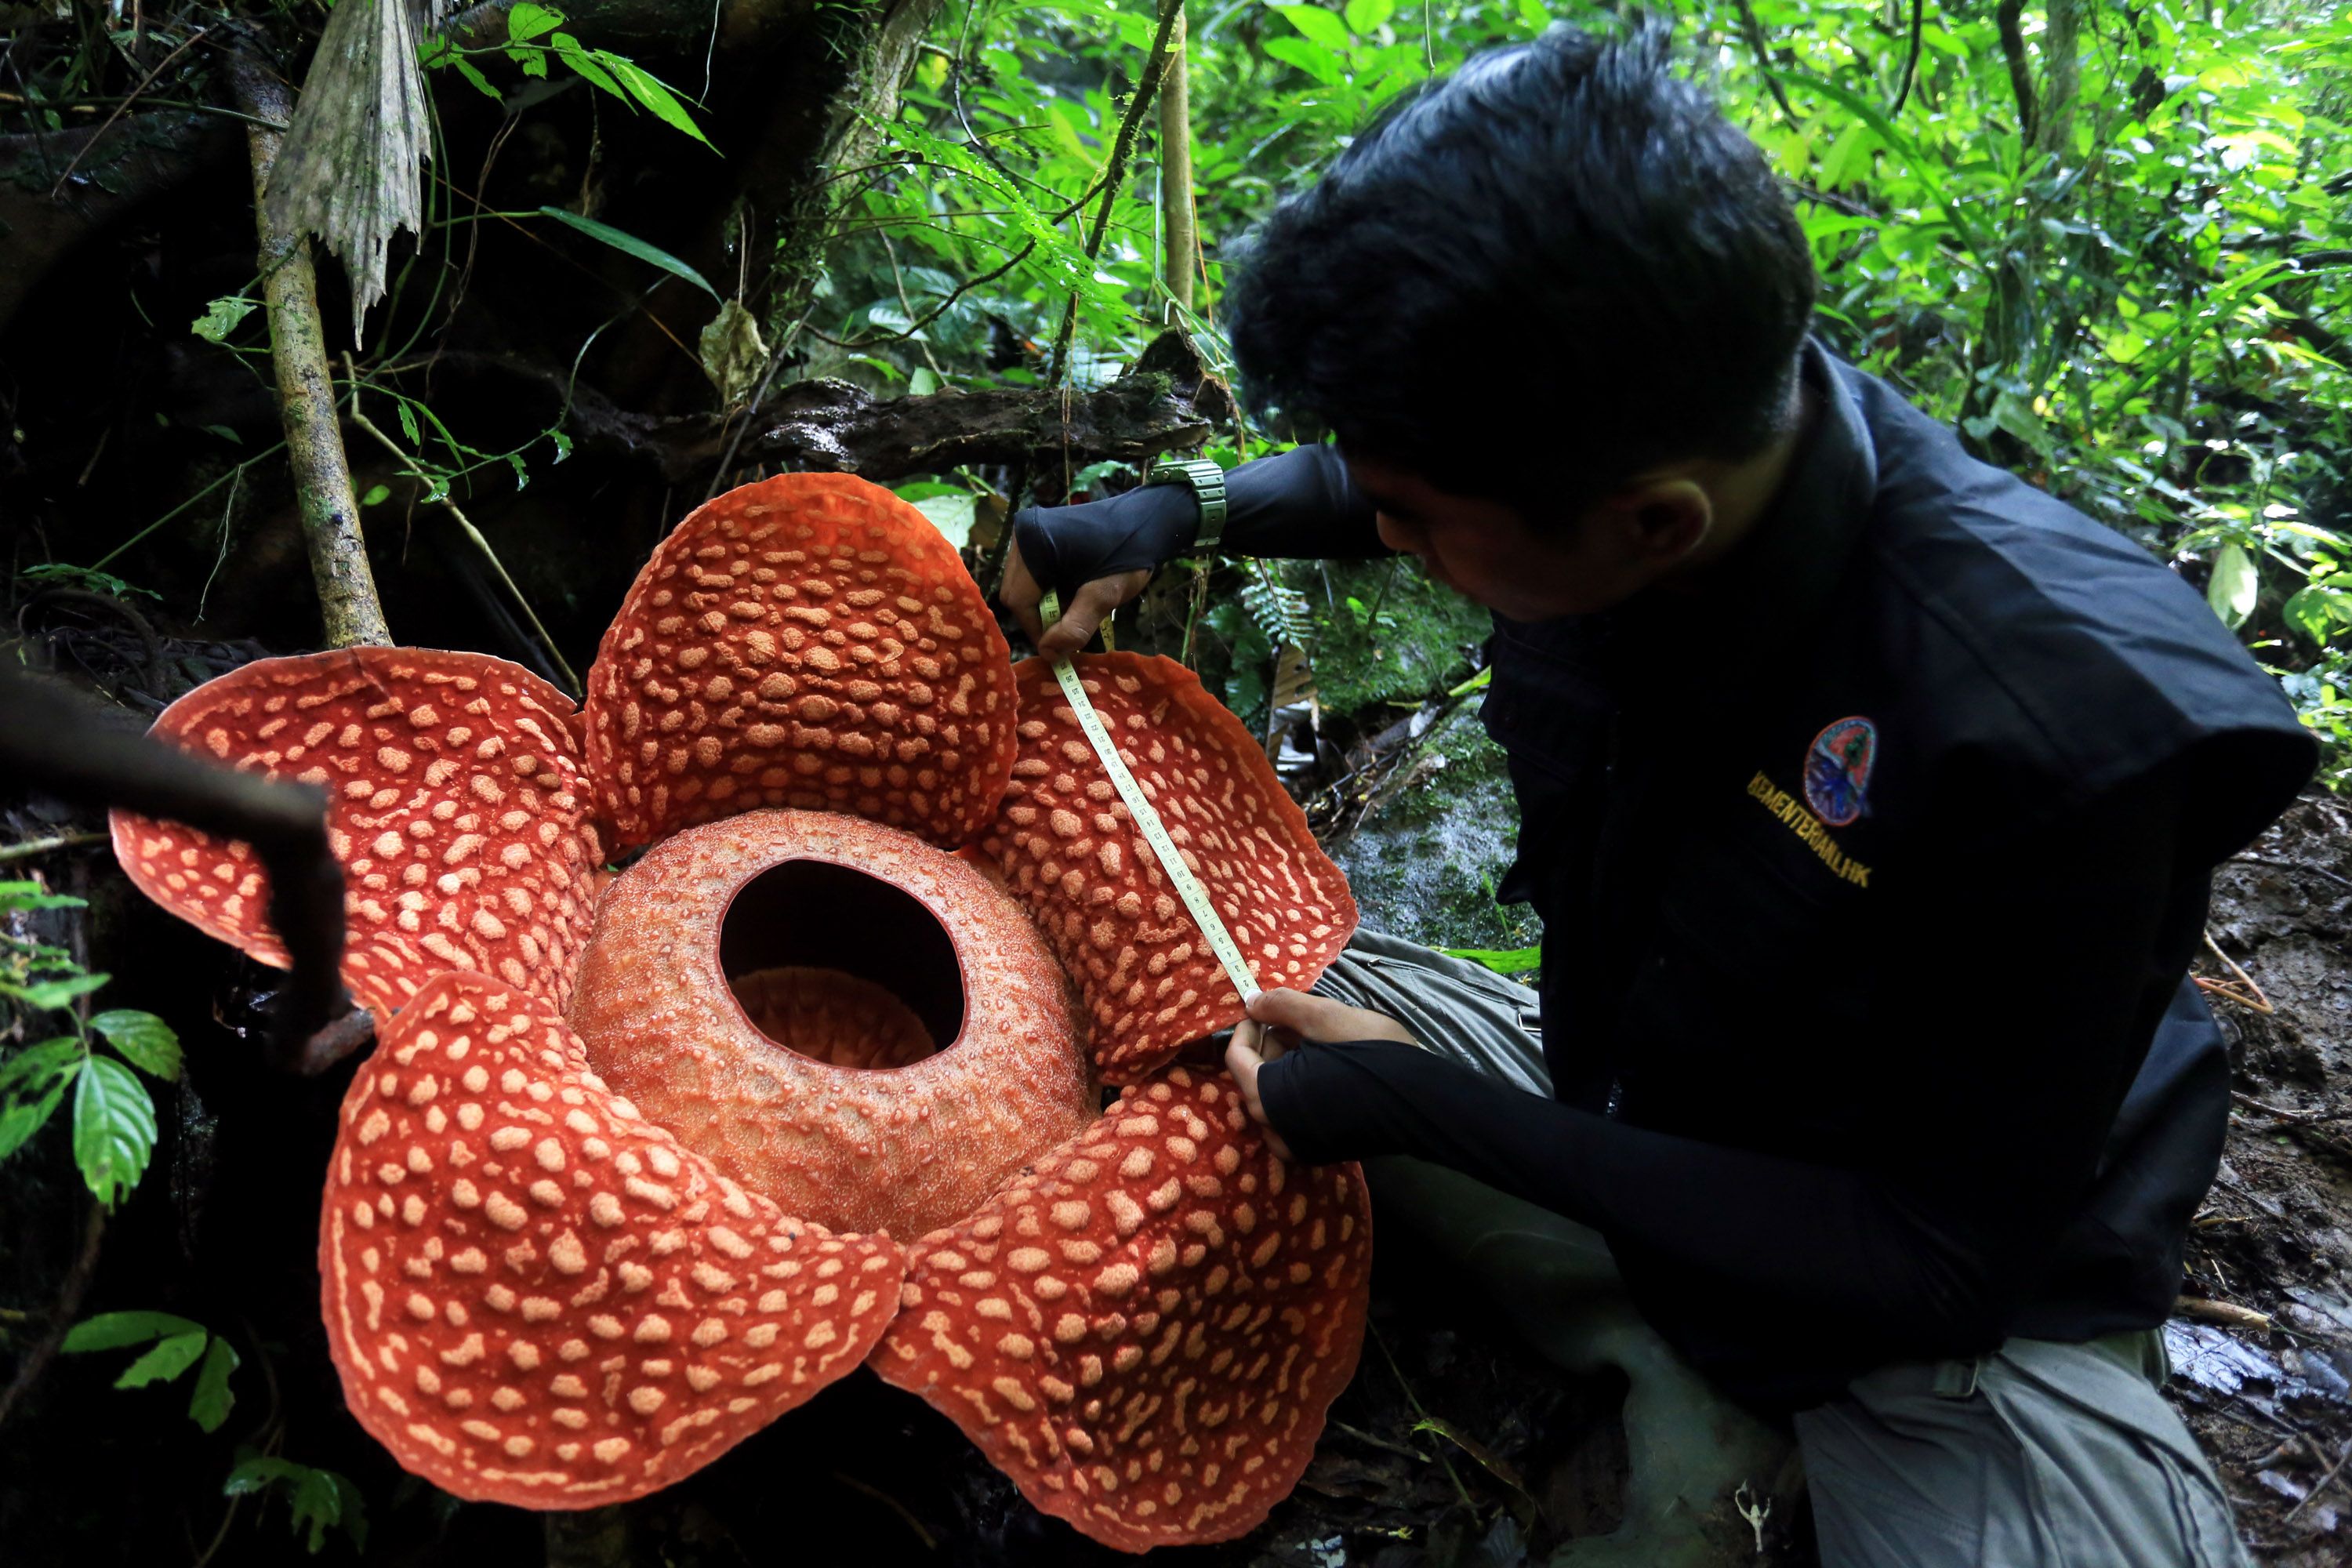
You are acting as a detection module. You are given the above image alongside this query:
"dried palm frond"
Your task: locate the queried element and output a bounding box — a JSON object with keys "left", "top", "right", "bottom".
{"left": 263, "top": 0, "right": 451, "bottom": 343}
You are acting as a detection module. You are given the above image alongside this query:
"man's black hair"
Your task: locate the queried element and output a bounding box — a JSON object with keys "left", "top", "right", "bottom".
{"left": 1223, "top": 19, "right": 1817, "bottom": 511}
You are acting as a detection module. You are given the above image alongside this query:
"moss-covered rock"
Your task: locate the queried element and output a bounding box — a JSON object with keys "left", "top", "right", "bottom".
{"left": 1328, "top": 701, "right": 1541, "bottom": 956}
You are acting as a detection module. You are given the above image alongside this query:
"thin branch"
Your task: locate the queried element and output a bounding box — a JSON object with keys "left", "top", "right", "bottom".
{"left": 1886, "top": 0, "right": 1924, "bottom": 116}
{"left": 346, "top": 400, "right": 583, "bottom": 699}
{"left": 881, "top": 234, "right": 949, "bottom": 379}
{"left": 807, "top": 240, "right": 1036, "bottom": 350}
{"left": 1160, "top": 6, "right": 1199, "bottom": 315}
{"left": 47, "top": 26, "right": 209, "bottom": 195}
{"left": 0, "top": 1204, "right": 104, "bottom": 1432}
{"left": 0, "top": 668, "right": 348, "bottom": 1069}
{"left": 0, "top": 833, "right": 110, "bottom": 864}
{"left": 2284, "top": 1437, "right": 2352, "bottom": 1524}
{"left": 1995, "top": 0, "right": 2039, "bottom": 146}
{"left": 1732, "top": 0, "right": 1798, "bottom": 124}
{"left": 1047, "top": 0, "right": 1187, "bottom": 387}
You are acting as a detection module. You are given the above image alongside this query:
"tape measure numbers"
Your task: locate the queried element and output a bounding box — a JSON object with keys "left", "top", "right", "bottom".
{"left": 1036, "top": 592, "right": 1261, "bottom": 1007}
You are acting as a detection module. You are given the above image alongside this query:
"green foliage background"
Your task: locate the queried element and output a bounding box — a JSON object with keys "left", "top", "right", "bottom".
{"left": 818, "top": 0, "right": 2352, "bottom": 782}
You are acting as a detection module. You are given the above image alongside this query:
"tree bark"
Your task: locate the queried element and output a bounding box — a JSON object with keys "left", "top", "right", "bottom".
{"left": 226, "top": 53, "right": 392, "bottom": 650}
{"left": 2033, "top": 0, "right": 2082, "bottom": 164}
{"left": 751, "top": 0, "right": 945, "bottom": 334}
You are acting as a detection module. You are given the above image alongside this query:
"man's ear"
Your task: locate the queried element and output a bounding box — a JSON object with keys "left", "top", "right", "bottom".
{"left": 1600, "top": 477, "right": 1715, "bottom": 564}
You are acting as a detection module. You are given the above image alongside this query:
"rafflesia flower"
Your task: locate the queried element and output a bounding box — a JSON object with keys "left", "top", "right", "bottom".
{"left": 108, "top": 474, "right": 1367, "bottom": 1551}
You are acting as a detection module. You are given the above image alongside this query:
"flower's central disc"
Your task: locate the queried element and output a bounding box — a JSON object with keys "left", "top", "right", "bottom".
{"left": 567, "top": 809, "right": 1097, "bottom": 1237}
{"left": 718, "top": 859, "right": 965, "bottom": 1069}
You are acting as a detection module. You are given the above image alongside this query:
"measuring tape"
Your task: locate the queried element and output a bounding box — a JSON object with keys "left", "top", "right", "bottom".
{"left": 1038, "top": 591, "right": 1261, "bottom": 1006}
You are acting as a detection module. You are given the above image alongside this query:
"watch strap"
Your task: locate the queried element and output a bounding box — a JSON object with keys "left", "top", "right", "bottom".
{"left": 1145, "top": 459, "right": 1229, "bottom": 552}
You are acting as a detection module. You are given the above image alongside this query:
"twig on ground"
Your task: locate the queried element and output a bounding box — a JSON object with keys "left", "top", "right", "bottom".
{"left": 2283, "top": 1436, "right": 2352, "bottom": 1523}
{"left": 1368, "top": 1325, "right": 1475, "bottom": 1510}
{"left": 2195, "top": 930, "right": 2274, "bottom": 1014}
{"left": 1329, "top": 1417, "right": 1431, "bottom": 1464}
{"left": 2176, "top": 1295, "right": 2274, "bottom": 1332}
{"left": 2230, "top": 1091, "right": 2352, "bottom": 1125}
{"left": 2232, "top": 853, "right": 2352, "bottom": 891}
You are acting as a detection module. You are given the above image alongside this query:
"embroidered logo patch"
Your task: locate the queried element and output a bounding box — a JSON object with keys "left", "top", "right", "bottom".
{"left": 1804, "top": 716, "right": 1876, "bottom": 827}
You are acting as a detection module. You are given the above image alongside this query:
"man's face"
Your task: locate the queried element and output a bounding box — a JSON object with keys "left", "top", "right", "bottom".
{"left": 1344, "top": 454, "right": 1666, "bottom": 621}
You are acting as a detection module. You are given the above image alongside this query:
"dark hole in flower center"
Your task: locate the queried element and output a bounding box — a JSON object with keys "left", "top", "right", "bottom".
{"left": 718, "top": 860, "right": 965, "bottom": 1069}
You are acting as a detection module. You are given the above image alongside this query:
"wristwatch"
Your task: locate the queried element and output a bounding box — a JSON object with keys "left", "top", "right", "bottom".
{"left": 1143, "top": 458, "right": 1229, "bottom": 552}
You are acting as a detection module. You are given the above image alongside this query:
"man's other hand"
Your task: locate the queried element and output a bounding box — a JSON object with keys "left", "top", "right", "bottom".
{"left": 1001, "top": 534, "right": 1151, "bottom": 662}
{"left": 1225, "top": 987, "right": 1418, "bottom": 1162}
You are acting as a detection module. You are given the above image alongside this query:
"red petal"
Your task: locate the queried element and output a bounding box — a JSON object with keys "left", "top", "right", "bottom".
{"left": 568, "top": 809, "right": 1097, "bottom": 1240}
{"left": 584, "top": 475, "right": 1018, "bottom": 849}
{"left": 319, "top": 971, "right": 905, "bottom": 1508}
{"left": 870, "top": 1065, "right": 1372, "bottom": 1552}
{"left": 978, "top": 654, "right": 1358, "bottom": 1082}
{"left": 110, "top": 648, "right": 602, "bottom": 1019}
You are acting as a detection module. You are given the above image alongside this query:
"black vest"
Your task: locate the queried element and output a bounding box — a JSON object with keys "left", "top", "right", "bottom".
{"left": 1480, "top": 343, "right": 2315, "bottom": 1398}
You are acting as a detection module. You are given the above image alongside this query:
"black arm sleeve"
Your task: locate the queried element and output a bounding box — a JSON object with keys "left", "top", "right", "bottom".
{"left": 1011, "top": 444, "right": 1388, "bottom": 600}
{"left": 1258, "top": 764, "right": 2199, "bottom": 1367}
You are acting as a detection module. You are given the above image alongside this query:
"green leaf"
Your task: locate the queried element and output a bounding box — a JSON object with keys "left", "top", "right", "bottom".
{"left": 62, "top": 1309, "right": 204, "bottom": 1352}
{"left": 448, "top": 53, "right": 504, "bottom": 101}
{"left": 360, "top": 484, "right": 391, "bottom": 506}
{"left": 539, "top": 208, "right": 720, "bottom": 300}
{"left": 223, "top": 1455, "right": 307, "bottom": 1494}
{"left": 506, "top": 1, "right": 565, "bottom": 42}
{"left": 908, "top": 366, "right": 941, "bottom": 397}
{"left": 597, "top": 53, "right": 714, "bottom": 148}
{"left": 1261, "top": 35, "right": 1342, "bottom": 87}
{"left": 1439, "top": 944, "right": 1543, "bottom": 975}
{"left": 0, "top": 1068, "right": 74, "bottom": 1160}
{"left": 2, "top": 971, "right": 111, "bottom": 1009}
{"left": 2282, "top": 583, "right": 2352, "bottom": 644}
{"left": 227, "top": 1456, "right": 367, "bottom": 1553}
{"left": 0, "top": 1035, "right": 82, "bottom": 1093}
{"left": 1342, "top": 0, "right": 1393, "bottom": 33}
{"left": 552, "top": 37, "right": 625, "bottom": 99}
{"left": 116, "top": 1328, "right": 208, "bottom": 1388}
{"left": 71, "top": 1054, "right": 156, "bottom": 1207}
{"left": 912, "top": 494, "right": 976, "bottom": 550}
{"left": 190, "top": 296, "right": 258, "bottom": 344}
{"left": 91, "top": 1011, "right": 180, "bottom": 1080}
{"left": 2209, "top": 543, "right": 2260, "bottom": 630}
{"left": 190, "top": 1337, "right": 239, "bottom": 1432}
{"left": 17, "top": 564, "right": 158, "bottom": 601}
{"left": 0, "top": 880, "right": 86, "bottom": 913}
{"left": 1270, "top": 2, "right": 1352, "bottom": 51}
{"left": 0, "top": 1033, "right": 78, "bottom": 1153}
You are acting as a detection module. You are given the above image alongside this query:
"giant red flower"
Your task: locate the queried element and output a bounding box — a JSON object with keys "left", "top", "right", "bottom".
{"left": 109, "top": 474, "right": 1365, "bottom": 1546}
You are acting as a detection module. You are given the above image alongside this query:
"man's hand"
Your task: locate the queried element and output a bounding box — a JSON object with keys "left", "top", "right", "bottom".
{"left": 1001, "top": 534, "right": 1151, "bottom": 662}
{"left": 1225, "top": 987, "right": 1418, "bottom": 1162}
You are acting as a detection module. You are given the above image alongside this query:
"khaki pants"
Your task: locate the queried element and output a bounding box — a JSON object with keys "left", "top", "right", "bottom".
{"left": 1315, "top": 929, "right": 2252, "bottom": 1567}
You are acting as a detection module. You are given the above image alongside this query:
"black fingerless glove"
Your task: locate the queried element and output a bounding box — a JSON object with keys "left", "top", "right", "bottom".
{"left": 1011, "top": 445, "right": 1390, "bottom": 601}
